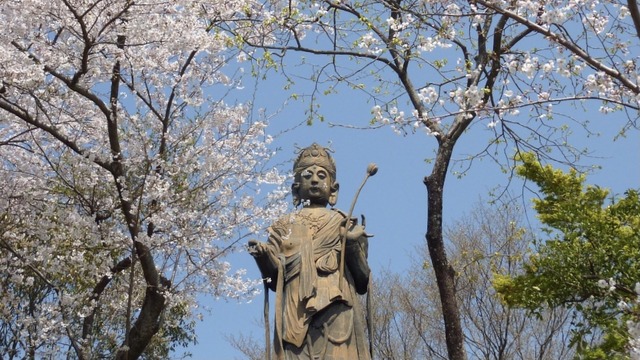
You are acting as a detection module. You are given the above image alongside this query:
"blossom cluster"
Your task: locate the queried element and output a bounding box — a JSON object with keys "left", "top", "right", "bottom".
{"left": 259, "top": 0, "right": 639, "bottom": 140}
{"left": 0, "top": 0, "right": 288, "bottom": 357}
{"left": 596, "top": 279, "right": 640, "bottom": 357}
{"left": 625, "top": 283, "right": 640, "bottom": 359}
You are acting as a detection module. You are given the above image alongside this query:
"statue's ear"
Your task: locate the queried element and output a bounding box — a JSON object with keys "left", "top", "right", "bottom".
{"left": 329, "top": 181, "right": 339, "bottom": 207}
{"left": 291, "top": 183, "right": 301, "bottom": 207}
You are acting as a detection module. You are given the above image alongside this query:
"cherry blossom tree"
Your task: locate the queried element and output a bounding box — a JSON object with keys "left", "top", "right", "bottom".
{"left": 231, "top": 0, "right": 640, "bottom": 358}
{"left": 0, "top": 1, "right": 286, "bottom": 358}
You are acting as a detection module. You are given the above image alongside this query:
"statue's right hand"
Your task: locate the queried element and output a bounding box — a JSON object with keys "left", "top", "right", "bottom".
{"left": 247, "top": 239, "right": 266, "bottom": 257}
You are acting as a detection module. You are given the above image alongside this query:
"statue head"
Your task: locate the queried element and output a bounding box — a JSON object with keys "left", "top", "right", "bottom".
{"left": 292, "top": 143, "right": 339, "bottom": 207}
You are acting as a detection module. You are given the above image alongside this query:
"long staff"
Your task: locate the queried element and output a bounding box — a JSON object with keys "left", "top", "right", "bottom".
{"left": 338, "top": 163, "right": 378, "bottom": 292}
{"left": 263, "top": 280, "right": 271, "bottom": 360}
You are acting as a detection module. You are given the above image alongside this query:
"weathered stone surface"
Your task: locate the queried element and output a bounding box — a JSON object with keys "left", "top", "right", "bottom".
{"left": 249, "top": 143, "right": 372, "bottom": 360}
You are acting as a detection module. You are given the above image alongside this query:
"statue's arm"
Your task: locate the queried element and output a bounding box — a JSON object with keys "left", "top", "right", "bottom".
{"left": 345, "top": 234, "right": 370, "bottom": 295}
{"left": 248, "top": 240, "right": 280, "bottom": 292}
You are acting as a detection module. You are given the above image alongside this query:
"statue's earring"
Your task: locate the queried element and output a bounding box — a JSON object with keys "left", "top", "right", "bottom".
{"left": 292, "top": 183, "right": 301, "bottom": 207}
{"left": 328, "top": 182, "right": 339, "bottom": 207}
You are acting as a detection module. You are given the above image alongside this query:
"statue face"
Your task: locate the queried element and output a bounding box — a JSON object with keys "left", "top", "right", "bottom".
{"left": 297, "top": 165, "right": 332, "bottom": 207}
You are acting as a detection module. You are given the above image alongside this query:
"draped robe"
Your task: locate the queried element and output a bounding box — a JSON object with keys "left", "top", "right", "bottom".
{"left": 259, "top": 207, "right": 371, "bottom": 360}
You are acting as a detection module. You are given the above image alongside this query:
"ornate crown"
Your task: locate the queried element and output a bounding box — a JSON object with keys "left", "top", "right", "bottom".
{"left": 293, "top": 143, "right": 336, "bottom": 179}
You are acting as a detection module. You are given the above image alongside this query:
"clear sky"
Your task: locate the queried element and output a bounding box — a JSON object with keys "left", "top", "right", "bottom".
{"left": 178, "top": 62, "right": 640, "bottom": 359}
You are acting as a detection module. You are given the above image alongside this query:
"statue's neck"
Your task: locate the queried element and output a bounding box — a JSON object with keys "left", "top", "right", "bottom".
{"left": 299, "top": 206, "right": 331, "bottom": 215}
{"left": 301, "top": 201, "right": 328, "bottom": 209}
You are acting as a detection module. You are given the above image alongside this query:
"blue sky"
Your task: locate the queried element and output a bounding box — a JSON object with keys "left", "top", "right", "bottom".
{"left": 178, "top": 62, "right": 640, "bottom": 359}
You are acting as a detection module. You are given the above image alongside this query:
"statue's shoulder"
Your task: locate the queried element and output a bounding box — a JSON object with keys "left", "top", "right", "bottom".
{"left": 270, "top": 213, "right": 294, "bottom": 230}
{"left": 331, "top": 208, "right": 366, "bottom": 220}
{"left": 331, "top": 208, "right": 348, "bottom": 218}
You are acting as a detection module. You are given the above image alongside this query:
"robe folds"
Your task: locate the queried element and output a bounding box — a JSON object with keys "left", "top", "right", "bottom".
{"left": 263, "top": 207, "right": 371, "bottom": 360}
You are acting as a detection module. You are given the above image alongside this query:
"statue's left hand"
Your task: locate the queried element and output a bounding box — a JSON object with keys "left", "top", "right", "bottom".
{"left": 342, "top": 218, "right": 373, "bottom": 241}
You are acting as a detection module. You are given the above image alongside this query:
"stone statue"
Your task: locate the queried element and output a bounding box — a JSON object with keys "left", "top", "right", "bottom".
{"left": 248, "top": 143, "right": 373, "bottom": 360}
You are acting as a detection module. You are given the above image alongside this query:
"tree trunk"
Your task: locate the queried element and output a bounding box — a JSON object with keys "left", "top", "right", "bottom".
{"left": 115, "top": 286, "right": 166, "bottom": 360}
{"left": 423, "top": 140, "right": 466, "bottom": 360}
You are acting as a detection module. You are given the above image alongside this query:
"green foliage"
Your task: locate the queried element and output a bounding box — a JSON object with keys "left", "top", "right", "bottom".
{"left": 494, "top": 152, "right": 640, "bottom": 358}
